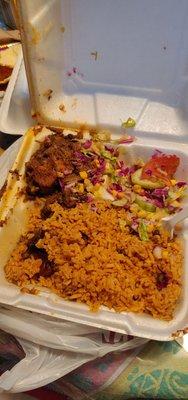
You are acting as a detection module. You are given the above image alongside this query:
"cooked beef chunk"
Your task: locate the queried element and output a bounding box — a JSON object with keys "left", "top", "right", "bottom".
{"left": 26, "top": 158, "right": 57, "bottom": 191}
{"left": 23, "top": 229, "right": 55, "bottom": 277}
{"left": 23, "top": 229, "right": 45, "bottom": 259}
{"left": 27, "top": 229, "right": 45, "bottom": 247}
{"left": 25, "top": 133, "right": 81, "bottom": 194}
{"left": 60, "top": 173, "right": 80, "bottom": 187}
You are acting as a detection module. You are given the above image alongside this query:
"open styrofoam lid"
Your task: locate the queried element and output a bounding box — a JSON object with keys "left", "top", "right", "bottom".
{"left": 17, "top": 0, "right": 188, "bottom": 141}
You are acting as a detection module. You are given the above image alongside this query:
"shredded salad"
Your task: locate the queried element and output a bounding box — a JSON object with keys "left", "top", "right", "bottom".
{"left": 58, "top": 131, "right": 187, "bottom": 241}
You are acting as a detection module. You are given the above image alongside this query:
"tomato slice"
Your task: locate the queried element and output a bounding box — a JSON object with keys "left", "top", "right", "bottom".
{"left": 141, "top": 154, "right": 180, "bottom": 183}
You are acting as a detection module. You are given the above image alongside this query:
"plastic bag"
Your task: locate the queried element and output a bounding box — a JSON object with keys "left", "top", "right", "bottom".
{"left": 0, "top": 306, "right": 148, "bottom": 356}
{"left": 0, "top": 338, "right": 94, "bottom": 393}
{"left": 0, "top": 306, "right": 148, "bottom": 392}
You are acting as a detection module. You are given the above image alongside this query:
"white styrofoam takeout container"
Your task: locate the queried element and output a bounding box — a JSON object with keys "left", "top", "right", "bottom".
{"left": 0, "top": 55, "right": 33, "bottom": 135}
{"left": 7, "top": 0, "right": 188, "bottom": 142}
{"left": 2, "top": 0, "right": 188, "bottom": 140}
{"left": 0, "top": 0, "right": 188, "bottom": 142}
{"left": 1, "top": 0, "right": 188, "bottom": 339}
{"left": 0, "top": 126, "right": 188, "bottom": 341}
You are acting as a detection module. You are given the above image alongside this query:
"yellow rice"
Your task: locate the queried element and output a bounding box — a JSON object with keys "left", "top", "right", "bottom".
{"left": 5, "top": 200, "right": 183, "bottom": 320}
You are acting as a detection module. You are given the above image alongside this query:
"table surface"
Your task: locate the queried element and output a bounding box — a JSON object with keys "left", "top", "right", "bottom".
{"left": 0, "top": 131, "right": 20, "bottom": 152}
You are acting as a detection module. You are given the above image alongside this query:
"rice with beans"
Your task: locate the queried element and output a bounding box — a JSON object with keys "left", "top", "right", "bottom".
{"left": 4, "top": 200, "right": 183, "bottom": 320}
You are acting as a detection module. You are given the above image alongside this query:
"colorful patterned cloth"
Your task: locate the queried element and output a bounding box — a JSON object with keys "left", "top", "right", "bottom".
{"left": 1, "top": 329, "right": 188, "bottom": 399}
{"left": 53, "top": 341, "right": 188, "bottom": 399}
{"left": 93, "top": 341, "right": 188, "bottom": 399}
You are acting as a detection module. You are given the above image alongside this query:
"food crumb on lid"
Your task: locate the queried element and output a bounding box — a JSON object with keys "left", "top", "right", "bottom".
{"left": 43, "top": 89, "right": 53, "bottom": 101}
{"left": 59, "top": 103, "right": 66, "bottom": 112}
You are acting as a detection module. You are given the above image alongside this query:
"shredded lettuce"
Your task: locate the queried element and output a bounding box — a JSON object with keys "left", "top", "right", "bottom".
{"left": 138, "top": 221, "right": 148, "bottom": 241}
{"left": 94, "top": 131, "right": 111, "bottom": 142}
{"left": 112, "top": 198, "right": 128, "bottom": 207}
{"left": 121, "top": 117, "right": 136, "bottom": 128}
{"left": 101, "top": 150, "right": 117, "bottom": 161}
{"left": 168, "top": 187, "right": 185, "bottom": 201}
{"left": 135, "top": 195, "right": 156, "bottom": 212}
{"left": 118, "top": 219, "right": 127, "bottom": 231}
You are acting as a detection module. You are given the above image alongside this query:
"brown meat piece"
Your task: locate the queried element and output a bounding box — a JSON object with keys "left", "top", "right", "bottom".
{"left": 26, "top": 158, "right": 57, "bottom": 190}
{"left": 25, "top": 133, "right": 81, "bottom": 194}
{"left": 60, "top": 173, "right": 80, "bottom": 188}
{"left": 23, "top": 229, "right": 55, "bottom": 278}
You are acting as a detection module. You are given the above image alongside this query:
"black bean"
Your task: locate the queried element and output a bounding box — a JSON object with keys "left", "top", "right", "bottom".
{"left": 133, "top": 295, "right": 140, "bottom": 301}
{"left": 153, "top": 229, "right": 160, "bottom": 236}
{"left": 40, "top": 260, "right": 55, "bottom": 277}
{"left": 41, "top": 206, "right": 53, "bottom": 220}
{"left": 117, "top": 247, "right": 126, "bottom": 255}
{"left": 81, "top": 232, "right": 89, "bottom": 242}
{"left": 156, "top": 271, "right": 169, "bottom": 290}
{"left": 28, "top": 229, "right": 45, "bottom": 246}
{"left": 129, "top": 227, "right": 139, "bottom": 236}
